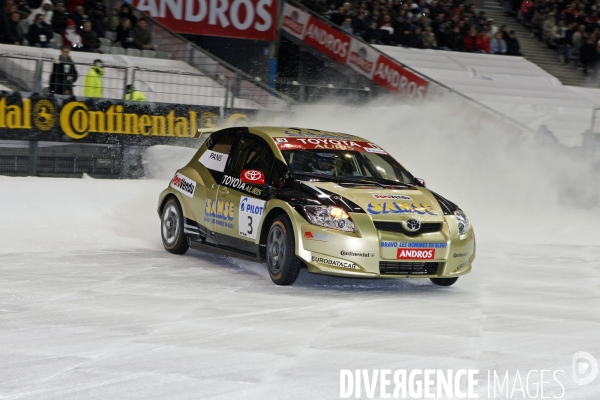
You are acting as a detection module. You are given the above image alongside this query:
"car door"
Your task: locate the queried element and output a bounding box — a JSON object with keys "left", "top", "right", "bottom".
{"left": 215, "top": 134, "right": 275, "bottom": 253}
{"left": 197, "top": 129, "right": 241, "bottom": 244}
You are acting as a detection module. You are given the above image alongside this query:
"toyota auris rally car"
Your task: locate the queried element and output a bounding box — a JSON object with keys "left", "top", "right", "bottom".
{"left": 158, "top": 127, "right": 475, "bottom": 286}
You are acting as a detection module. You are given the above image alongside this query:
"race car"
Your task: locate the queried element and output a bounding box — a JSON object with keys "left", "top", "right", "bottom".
{"left": 158, "top": 127, "right": 475, "bottom": 286}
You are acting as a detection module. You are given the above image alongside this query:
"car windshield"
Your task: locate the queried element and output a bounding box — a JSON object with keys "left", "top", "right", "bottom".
{"left": 281, "top": 150, "right": 415, "bottom": 185}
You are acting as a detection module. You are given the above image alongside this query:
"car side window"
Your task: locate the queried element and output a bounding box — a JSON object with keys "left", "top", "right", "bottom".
{"left": 231, "top": 135, "right": 274, "bottom": 175}
{"left": 208, "top": 131, "right": 239, "bottom": 155}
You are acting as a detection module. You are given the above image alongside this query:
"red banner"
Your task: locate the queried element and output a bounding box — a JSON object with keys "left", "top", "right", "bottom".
{"left": 131, "top": 0, "right": 279, "bottom": 41}
{"left": 302, "top": 16, "right": 351, "bottom": 64}
{"left": 372, "top": 55, "right": 429, "bottom": 99}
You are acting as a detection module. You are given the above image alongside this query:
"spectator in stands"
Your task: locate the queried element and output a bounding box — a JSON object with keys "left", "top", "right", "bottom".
{"left": 62, "top": 19, "right": 82, "bottom": 49}
{"left": 436, "top": 24, "right": 449, "bottom": 49}
{"left": 422, "top": 26, "right": 437, "bottom": 49}
{"left": 552, "top": 20, "right": 568, "bottom": 61}
{"left": 119, "top": 4, "right": 136, "bottom": 27}
{"left": 89, "top": 2, "right": 106, "bottom": 38}
{"left": 531, "top": 8, "right": 547, "bottom": 41}
{"left": 464, "top": 26, "right": 478, "bottom": 52}
{"left": 362, "top": 21, "right": 381, "bottom": 44}
{"left": 4, "top": 12, "right": 25, "bottom": 45}
{"left": 352, "top": 12, "right": 368, "bottom": 37}
{"left": 14, "top": 0, "right": 31, "bottom": 20}
{"left": 80, "top": 20, "right": 100, "bottom": 52}
{"left": 26, "top": 0, "right": 52, "bottom": 26}
{"left": 340, "top": 17, "right": 353, "bottom": 34}
{"left": 50, "top": 45, "right": 78, "bottom": 95}
{"left": 379, "top": 22, "right": 394, "bottom": 45}
{"left": 579, "top": 36, "right": 596, "bottom": 76}
{"left": 52, "top": 2, "right": 70, "bottom": 34}
{"left": 443, "top": 25, "right": 461, "bottom": 51}
{"left": 477, "top": 29, "right": 491, "bottom": 53}
{"left": 27, "top": 13, "right": 53, "bottom": 47}
{"left": 543, "top": 13, "right": 556, "bottom": 43}
{"left": 491, "top": 31, "right": 507, "bottom": 54}
{"left": 70, "top": 5, "right": 87, "bottom": 30}
{"left": 408, "top": 26, "right": 424, "bottom": 48}
{"left": 132, "top": 17, "right": 153, "bottom": 50}
{"left": 115, "top": 17, "right": 133, "bottom": 48}
{"left": 66, "top": 0, "right": 84, "bottom": 13}
{"left": 506, "top": 30, "right": 522, "bottom": 56}
{"left": 83, "top": 59, "right": 103, "bottom": 97}
{"left": 125, "top": 84, "right": 146, "bottom": 101}
{"left": 108, "top": 8, "right": 120, "bottom": 32}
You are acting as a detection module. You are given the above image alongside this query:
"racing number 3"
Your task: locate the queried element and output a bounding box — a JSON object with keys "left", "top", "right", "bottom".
{"left": 239, "top": 196, "right": 266, "bottom": 240}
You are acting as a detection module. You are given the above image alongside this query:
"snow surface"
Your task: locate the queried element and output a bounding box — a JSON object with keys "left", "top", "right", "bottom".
{"left": 1, "top": 100, "right": 599, "bottom": 399}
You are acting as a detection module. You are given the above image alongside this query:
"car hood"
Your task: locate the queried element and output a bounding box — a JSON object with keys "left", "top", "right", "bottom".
{"left": 304, "top": 181, "right": 445, "bottom": 221}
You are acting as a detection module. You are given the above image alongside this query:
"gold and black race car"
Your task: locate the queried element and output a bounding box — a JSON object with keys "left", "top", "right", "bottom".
{"left": 158, "top": 127, "right": 475, "bottom": 286}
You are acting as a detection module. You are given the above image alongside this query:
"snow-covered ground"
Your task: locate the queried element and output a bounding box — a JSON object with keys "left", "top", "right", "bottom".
{"left": 1, "top": 101, "right": 599, "bottom": 399}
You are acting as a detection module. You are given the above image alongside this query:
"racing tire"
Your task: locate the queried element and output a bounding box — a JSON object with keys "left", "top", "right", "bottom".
{"left": 430, "top": 277, "right": 458, "bottom": 286}
{"left": 161, "top": 197, "right": 189, "bottom": 255}
{"left": 266, "top": 215, "right": 303, "bottom": 286}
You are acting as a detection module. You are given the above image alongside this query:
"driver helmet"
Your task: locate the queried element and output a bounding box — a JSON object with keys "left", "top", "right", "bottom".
{"left": 311, "top": 153, "right": 338, "bottom": 175}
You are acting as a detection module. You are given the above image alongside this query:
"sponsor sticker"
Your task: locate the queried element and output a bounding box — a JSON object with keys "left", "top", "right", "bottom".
{"left": 241, "top": 169, "right": 265, "bottom": 185}
{"left": 275, "top": 137, "right": 288, "bottom": 143}
{"left": 304, "top": 231, "right": 330, "bottom": 241}
{"left": 340, "top": 250, "right": 373, "bottom": 257}
{"left": 454, "top": 252, "right": 468, "bottom": 258}
{"left": 372, "top": 194, "right": 412, "bottom": 200}
{"left": 239, "top": 196, "right": 266, "bottom": 240}
{"left": 204, "top": 199, "right": 235, "bottom": 229}
{"left": 381, "top": 242, "right": 447, "bottom": 248}
{"left": 397, "top": 248, "right": 435, "bottom": 260}
{"left": 170, "top": 172, "right": 196, "bottom": 198}
{"left": 199, "top": 150, "right": 229, "bottom": 172}
{"left": 221, "top": 175, "right": 263, "bottom": 197}
{"left": 367, "top": 202, "right": 438, "bottom": 215}
{"left": 311, "top": 255, "right": 358, "bottom": 269}
{"left": 274, "top": 138, "right": 388, "bottom": 154}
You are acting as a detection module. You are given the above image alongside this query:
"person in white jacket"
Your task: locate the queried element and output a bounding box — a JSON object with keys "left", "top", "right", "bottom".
{"left": 26, "top": 0, "right": 53, "bottom": 26}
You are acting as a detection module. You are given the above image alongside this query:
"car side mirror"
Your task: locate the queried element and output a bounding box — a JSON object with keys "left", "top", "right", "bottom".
{"left": 416, "top": 178, "right": 426, "bottom": 187}
{"left": 241, "top": 169, "right": 267, "bottom": 186}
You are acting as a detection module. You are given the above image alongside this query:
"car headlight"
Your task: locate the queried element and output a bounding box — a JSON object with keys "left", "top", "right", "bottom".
{"left": 303, "top": 205, "right": 355, "bottom": 232}
{"left": 454, "top": 209, "right": 470, "bottom": 234}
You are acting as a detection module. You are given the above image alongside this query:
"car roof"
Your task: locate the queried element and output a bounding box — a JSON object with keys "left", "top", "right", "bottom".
{"left": 248, "top": 126, "right": 366, "bottom": 142}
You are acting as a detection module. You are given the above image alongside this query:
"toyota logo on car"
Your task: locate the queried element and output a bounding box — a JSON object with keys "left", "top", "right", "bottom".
{"left": 241, "top": 169, "right": 265, "bottom": 185}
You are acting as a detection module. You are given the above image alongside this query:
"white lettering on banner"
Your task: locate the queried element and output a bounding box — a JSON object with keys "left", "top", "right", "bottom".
{"left": 238, "top": 196, "right": 266, "bottom": 239}
{"left": 254, "top": 0, "right": 272, "bottom": 31}
{"left": 209, "top": 0, "right": 229, "bottom": 26}
{"left": 185, "top": 0, "right": 207, "bottom": 21}
{"left": 230, "top": 0, "right": 253, "bottom": 29}
{"left": 161, "top": 0, "right": 183, "bottom": 18}
{"left": 198, "top": 150, "right": 229, "bottom": 172}
{"left": 304, "top": 23, "right": 348, "bottom": 58}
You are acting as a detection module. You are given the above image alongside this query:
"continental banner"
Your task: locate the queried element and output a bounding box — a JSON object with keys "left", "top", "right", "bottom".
{"left": 0, "top": 91, "right": 260, "bottom": 144}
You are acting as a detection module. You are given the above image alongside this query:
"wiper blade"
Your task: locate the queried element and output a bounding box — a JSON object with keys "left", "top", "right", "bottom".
{"left": 293, "top": 172, "right": 412, "bottom": 188}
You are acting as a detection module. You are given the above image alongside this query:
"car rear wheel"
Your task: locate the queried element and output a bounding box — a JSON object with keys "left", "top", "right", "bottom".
{"left": 430, "top": 277, "right": 458, "bottom": 286}
{"left": 161, "top": 198, "right": 189, "bottom": 255}
{"left": 266, "top": 215, "right": 303, "bottom": 286}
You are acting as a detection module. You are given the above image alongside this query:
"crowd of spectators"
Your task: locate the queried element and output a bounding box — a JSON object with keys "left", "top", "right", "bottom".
{"left": 507, "top": 0, "right": 600, "bottom": 75}
{"left": 0, "top": 0, "right": 154, "bottom": 52}
{"left": 298, "top": 0, "right": 522, "bottom": 55}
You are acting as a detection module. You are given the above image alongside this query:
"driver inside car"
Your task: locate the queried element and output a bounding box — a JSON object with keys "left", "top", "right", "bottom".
{"left": 310, "top": 153, "right": 339, "bottom": 175}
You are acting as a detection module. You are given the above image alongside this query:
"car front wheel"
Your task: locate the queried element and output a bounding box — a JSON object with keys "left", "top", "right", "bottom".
{"left": 161, "top": 197, "right": 189, "bottom": 255}
{"left": 266, "top": 215, "right": 303, "bottom": 286}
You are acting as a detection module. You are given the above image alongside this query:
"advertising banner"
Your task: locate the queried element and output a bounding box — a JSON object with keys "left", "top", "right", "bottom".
{"left": 280, "top": 2, "right": 309, "bottom": 39}
{"left": 347, "top": 38, "right": 378, "bottom": 79}
{"left": 302, "top": 16, "right": 351, "bottom": 65}
{"left": 372, "top": 55, "right": 429, "bottom": 99}
{"left": 0, "top": 92, "right": 260, "bottom": 144}
{"left": 279, "top": 4, "right": 430, "bottom": 99}
{"left": 128, "top": 0, "right": 279, "bottom": 41}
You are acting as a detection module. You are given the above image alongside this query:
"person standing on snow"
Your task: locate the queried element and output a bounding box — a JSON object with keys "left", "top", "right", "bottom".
{"left": 83, "top": 59, "right": 104, "bottom": 98}
{"left": 50, "top": 45, "right": 78, "bottom": 95}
